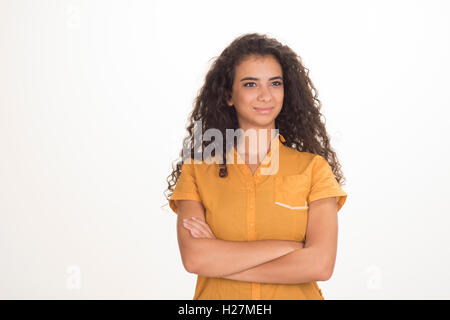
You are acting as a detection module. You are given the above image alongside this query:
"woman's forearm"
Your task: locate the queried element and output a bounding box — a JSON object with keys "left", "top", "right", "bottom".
{"left": 187, "top": 238, "right": 303, "bottom": 277}
{"left": 220, "top": 247, "right": 325, "bottom": 284}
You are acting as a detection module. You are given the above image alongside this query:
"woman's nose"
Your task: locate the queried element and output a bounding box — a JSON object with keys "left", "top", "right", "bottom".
{"left": 257, "top": 85, "right": 272, "bottom": 102}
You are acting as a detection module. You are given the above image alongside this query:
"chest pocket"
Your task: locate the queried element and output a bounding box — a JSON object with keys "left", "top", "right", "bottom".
{"left": 273, "top": 174, "right": 311, "bottom": 241}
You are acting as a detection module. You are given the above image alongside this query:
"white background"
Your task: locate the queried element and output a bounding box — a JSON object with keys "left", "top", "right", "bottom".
{"left": 1, "top": 0, "right": 449, "bottom": 299}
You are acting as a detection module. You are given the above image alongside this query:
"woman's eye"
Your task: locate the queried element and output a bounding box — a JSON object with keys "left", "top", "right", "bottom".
{"left": 243, "top": 81, "right": 283, "bottom": 87}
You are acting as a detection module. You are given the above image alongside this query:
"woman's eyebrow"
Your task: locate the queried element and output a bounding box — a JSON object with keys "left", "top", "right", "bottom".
{"left": 239, "top": 76, "right": 283, "bottom": 82}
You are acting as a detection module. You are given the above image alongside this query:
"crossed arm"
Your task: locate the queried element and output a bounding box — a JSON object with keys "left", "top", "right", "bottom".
{"left": 176, "top": 198, "right": 338, "bottom": 284}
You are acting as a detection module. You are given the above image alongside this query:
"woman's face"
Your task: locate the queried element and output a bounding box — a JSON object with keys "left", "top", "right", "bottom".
{"left": 227, "top": 54, "right": 284, "bottom": 132}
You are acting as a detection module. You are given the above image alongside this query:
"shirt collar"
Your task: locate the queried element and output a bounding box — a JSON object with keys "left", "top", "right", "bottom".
{"left": 224, "top": 131, "right": 286, "bottom": 165}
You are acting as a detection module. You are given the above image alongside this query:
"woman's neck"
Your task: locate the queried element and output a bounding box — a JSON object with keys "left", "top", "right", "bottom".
{"left": 236, "top": 128, "right": 277, "bottom": 164}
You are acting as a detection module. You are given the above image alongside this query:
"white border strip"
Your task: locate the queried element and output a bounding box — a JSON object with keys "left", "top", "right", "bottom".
{"left": 274, "top": 201, "right": 308, "bottom": 210}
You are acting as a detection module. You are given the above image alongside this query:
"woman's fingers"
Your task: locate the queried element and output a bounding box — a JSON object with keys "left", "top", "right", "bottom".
{"left": 184, "top": 224, "right": 202, "bottom": 238}
{"left": 182, "top": 217, "right": 215, "bottom": 239}
{"left": 183, "top": 220, "right": 207, "bottom": 238}
{"left": 183, "top": 218, "right": 208, "bottom": 234}
{"left": 189, "top": 218, "right": 216, "bottom": 238}
{"left": 194, "top": 219, "right": 216, "bottom": 238}
{"left": 190, "top": 228, "right": 201, "bottom": 238}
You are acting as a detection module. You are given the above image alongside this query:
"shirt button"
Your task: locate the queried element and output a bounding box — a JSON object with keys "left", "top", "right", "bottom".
{"left": 250, "top": 204, "right": 254, "bottom": 208}
{"left": 250, "top": 223, "right": 254, "bottom": 227}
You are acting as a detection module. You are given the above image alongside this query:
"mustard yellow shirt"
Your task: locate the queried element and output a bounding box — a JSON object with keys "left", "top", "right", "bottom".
{"left": 169, "top": 133, "right": 348, "bottom": 300}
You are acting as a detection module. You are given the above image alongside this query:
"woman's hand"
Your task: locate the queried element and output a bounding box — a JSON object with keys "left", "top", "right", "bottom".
{"left": 182, "top": 217, "right": 216, "bottom": 239}
{"left": 181, "top": 217, "right": 305, "bottom": 250}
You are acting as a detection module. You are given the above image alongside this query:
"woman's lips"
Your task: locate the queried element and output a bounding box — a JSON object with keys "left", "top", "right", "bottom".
{"left": 253, "top": 107, "right": 274, "bottom": 114}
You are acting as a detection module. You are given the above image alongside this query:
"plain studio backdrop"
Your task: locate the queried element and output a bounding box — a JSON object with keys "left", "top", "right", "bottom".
{"left": 1, "top": 0, "right": 449, "bottom": 299}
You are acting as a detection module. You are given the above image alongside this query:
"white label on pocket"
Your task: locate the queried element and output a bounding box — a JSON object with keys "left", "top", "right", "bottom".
{"left": 274, "top": 200, "right": 308, "bottom": 210}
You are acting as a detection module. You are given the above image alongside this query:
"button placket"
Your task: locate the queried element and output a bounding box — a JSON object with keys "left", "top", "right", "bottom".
{"left": 247, "top": 178, "right": 261, "bottom": 300}
{"left": 235, "top": 138, "right": 283, "bottom": 301}
{"left": 247, "top": 180, "right": 256, "bottom": 240}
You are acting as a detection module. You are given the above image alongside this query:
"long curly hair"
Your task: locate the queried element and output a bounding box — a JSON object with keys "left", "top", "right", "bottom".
{"left": 163, "top": 32, "right": 346, "bottom": 205}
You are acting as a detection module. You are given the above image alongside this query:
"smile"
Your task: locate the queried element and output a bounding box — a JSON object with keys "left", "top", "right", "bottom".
{"left": 253, "top": 107, "right": 274, "bottom": 114}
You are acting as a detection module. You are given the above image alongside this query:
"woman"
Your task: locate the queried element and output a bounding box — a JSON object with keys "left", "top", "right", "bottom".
{"left": 164, "top": 33, "right": 347, "bottom": 300}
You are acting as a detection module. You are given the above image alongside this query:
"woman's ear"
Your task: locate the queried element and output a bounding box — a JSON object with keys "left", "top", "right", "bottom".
{"left": 226, "top": 92, "right": 234, "bottom": 107}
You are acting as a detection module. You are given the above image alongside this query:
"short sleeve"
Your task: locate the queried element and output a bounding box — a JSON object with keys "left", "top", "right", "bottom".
{"left": 168, "top": 162, "right": 202, "bottom": 214}
{"left": 307, "top": 155, "right": 348, "bottom": 212}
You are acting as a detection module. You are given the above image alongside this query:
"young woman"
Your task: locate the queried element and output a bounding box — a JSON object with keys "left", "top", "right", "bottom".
{"left": 165, "top": 33, "right": 347, "bottom": 300}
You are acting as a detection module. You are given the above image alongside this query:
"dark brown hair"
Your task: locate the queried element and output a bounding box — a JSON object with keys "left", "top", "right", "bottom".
{"left": 163, "top": 32, "right": 346, "bottom": 204}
